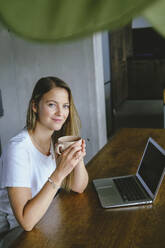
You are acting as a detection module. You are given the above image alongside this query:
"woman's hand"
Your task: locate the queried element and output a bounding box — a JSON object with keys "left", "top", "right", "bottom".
{"left": 81, "top": 139, "right": 86, "bottom": 155}
{"left": 53, "top": 140, "right": 86, "bottom": 184}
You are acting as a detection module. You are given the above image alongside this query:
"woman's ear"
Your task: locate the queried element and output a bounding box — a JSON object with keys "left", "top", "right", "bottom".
{"left": 32, "top": 100, "right": 37, "bottom": 113}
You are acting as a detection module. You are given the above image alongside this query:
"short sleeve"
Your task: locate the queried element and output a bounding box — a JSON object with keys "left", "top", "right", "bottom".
{"left": 0, "top": 141, "right": 31, "bottom": 188}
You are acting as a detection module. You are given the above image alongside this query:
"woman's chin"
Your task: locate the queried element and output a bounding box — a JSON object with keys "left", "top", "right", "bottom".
{"left": 52, "top": 124, "right": 63, "bottom": 131}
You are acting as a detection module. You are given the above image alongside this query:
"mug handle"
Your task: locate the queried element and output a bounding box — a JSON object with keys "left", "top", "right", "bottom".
{"left": 56, "top": 144, "right": 64, "bottom": 155}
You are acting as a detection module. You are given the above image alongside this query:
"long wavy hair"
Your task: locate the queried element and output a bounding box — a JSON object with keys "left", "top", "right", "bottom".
{"left": 26, "top": 76, "right": 81, "bottom": 190}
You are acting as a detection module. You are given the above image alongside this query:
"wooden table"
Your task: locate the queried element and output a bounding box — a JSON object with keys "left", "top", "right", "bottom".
{"left": 11, "top": 128, "right": 165, "bottom": 248}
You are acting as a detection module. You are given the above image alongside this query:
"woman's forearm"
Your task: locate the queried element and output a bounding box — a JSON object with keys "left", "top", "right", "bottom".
{"left": 8, "top": 173, "right": 61, "bottom": 232}
{"left": 23, "top": 181, "right": 59, "bottom": 230}
{"left": 22, "top": 159, "right": 88, "bottom": 231}
{"left": 23, "top": 160, "right": 88, "bottom": 230}
{"left": 70, "top": 160, "right": 89, "bottom": 193}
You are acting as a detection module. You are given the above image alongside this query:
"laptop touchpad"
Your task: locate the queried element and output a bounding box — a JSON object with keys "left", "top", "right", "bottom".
{"left": 97, "top": 186, "right": 123, "bottom": 206}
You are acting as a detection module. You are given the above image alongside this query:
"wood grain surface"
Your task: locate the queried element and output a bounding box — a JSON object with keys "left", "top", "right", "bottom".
{"left": 11, "top": 128, "right": 165, "bottom": 248}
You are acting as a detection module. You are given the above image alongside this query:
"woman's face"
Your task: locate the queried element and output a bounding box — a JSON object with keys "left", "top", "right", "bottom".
{"left": 33, "top": 87, "right": 70, "bottom": 131}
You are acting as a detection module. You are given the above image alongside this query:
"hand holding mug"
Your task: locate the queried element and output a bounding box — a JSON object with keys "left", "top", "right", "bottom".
{"left": 54, "top": 136, "right": 86, "bottom": 182}
{"left": 55, "top": 136, "right": 82, "bottom": 155}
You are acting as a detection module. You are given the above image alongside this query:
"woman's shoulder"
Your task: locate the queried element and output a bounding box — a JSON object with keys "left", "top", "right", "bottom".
{"left": 3, "top": 129, "right": 30, "bottom": 155}
{"left": 10, "top": 128, "right": 29, "bottom": 144}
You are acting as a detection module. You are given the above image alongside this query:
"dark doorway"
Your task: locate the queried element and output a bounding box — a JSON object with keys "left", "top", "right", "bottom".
{"left": 109, "top": 24, "right": 164, "bottom": 133}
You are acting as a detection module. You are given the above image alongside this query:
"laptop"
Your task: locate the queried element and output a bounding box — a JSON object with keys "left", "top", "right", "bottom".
{"left": 93, "top": 137, "right": 165, "bottom": 208}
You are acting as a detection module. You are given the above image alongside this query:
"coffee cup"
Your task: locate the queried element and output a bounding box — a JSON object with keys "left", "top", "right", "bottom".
{"left": 55, "top": 135, "right": 82, "bottom": 155}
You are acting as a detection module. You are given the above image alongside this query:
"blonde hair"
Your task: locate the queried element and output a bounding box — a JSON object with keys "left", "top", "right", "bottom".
{"left": 26, "top": 76, "right": 81, "bottom": 190}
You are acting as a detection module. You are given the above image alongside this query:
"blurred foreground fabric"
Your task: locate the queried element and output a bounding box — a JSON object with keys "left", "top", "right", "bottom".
{"left": 0, "top": 0, "right": 164, "bottom": 42}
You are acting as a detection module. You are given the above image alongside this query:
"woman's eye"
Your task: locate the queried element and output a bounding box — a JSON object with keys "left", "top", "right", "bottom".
{"left": 64, "top": 104, "right": 69, "bottom": 109}
{"left": 48, "top": 103, "right": 56, "bottom": 108}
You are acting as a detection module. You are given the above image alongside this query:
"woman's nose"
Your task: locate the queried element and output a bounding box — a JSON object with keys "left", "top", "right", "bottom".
{"left": 55, "top": 106, "right": 62, "bottom": 115}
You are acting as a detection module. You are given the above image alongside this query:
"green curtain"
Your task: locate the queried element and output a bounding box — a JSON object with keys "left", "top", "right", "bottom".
{"left": 143, "top": 0, "right": 165, "bottom": 37}
{"left": 0, "top": 0, "right": 164, "bottom": 42}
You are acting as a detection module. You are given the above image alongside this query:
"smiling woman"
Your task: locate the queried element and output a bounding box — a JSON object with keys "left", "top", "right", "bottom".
{"left": 0, "top": 76, "right": 88, "bottom": 240}
{"left": 31, "top": 87, "right": 70, "bottom": 133}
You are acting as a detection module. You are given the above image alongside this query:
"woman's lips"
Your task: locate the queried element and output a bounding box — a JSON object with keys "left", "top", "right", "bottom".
{"left": 52, "top": 118, "right": 63, "bottom": 122}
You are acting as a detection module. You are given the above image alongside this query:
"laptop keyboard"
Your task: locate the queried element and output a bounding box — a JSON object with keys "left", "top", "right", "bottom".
{"left": 113, "top": 177, "right": 147, "bottom": 202}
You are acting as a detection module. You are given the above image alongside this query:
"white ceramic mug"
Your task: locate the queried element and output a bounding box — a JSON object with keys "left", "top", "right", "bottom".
{"left": 55, "top": 135, "right": 82, "bottom": 155}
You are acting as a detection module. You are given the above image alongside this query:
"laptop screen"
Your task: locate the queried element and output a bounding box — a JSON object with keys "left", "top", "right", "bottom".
{"left": 138, "top": 140, "right": 165, "bottom": 195}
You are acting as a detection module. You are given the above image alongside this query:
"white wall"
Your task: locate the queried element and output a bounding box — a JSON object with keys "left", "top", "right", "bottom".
{"left": 0, "top": 24, "right": 107, "bottom": 163}
{"left": 102, "top": 32, "right": 111, "bottom": 83}
{"left": 132, "top": 17, "right": 151, "bottom": 29}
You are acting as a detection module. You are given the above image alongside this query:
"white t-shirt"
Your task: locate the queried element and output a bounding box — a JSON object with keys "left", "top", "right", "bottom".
{"left": 0, "top": 129, "right": 56, "bottom": 229}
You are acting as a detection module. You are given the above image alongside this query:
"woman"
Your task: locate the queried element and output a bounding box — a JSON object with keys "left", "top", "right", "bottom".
{"left": 0, "top": 76, "right": 88, "bottom": 234}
